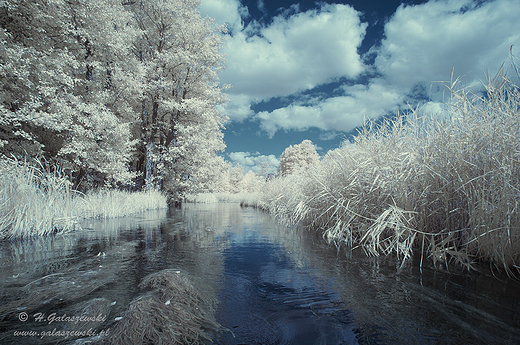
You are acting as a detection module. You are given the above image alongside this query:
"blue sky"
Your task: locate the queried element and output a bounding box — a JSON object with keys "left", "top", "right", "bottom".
{"left": 198, "top": 0, "right": 520, "bottom": 173}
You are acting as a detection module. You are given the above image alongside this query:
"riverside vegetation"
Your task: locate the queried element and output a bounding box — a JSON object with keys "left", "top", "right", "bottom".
{"left": 0, "top": 156, "right": 167, "bottom": 239}
{"left": 244, "top": 70, "right": 520, "bottom": 276}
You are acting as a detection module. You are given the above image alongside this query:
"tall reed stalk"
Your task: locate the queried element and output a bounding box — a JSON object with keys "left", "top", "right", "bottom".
{"left": 260, "top": 69, "right": 520, "bottom": 274}
{"left": 0, "top": 157, "right": 80, "bottom": 239}
{"left": 0, "top": 157, "right": 168, "bottom": 239}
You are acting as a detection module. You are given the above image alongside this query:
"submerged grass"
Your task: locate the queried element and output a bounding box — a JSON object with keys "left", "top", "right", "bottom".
{"left": 106, "top": 269, "right": 221, "bottom": 345}
{"left": 0, "top": 157, "right": 168, "bottom": 239}
{"left": 258, "top": 69, "right": 520, "bottom": 275}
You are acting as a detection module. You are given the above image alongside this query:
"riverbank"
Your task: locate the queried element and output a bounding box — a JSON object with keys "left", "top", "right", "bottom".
{"left": 184, "top": 191, "right": 262, "bottom": 204}
{"left": 0, "top": 158, "right": 167, "bottom": 239}
{"left": 255, "top": 72, "right": 520, "bottom": 274}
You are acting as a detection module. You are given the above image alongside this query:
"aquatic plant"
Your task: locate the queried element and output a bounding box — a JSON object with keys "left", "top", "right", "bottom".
{"left": 0, "top": 270, "right": 111, "bottom": 322}
{"left": 77, "top": 189, "right": 168, "bottom": 219}
{"left": 259, "top": 68, "right": 520, "bottom": 274}
{"left": 0, "top": 157, "right": 81, "bottom": 239}
{"left": 107, "top": 269, "right": 221, "bottom": 345}
{"left": 0, "top": 156, "right": 168, "bottom": 239}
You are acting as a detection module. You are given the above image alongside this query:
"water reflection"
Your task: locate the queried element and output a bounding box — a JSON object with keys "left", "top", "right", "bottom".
{"left": 0, "top": 203, "right": 519, "bottom": 344}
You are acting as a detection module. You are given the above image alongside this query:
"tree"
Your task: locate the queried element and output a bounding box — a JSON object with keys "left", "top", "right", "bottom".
{"left": 278, "top": 139, "right": 320, "bottom": 176}
{"left": 228, "top": 164, "right": 244, "bottom": 193}
{"left": 1, "top": 0, "right": 78, "bottom": 160}
{"left": 0, "top": 0, "right": 139, "bottom": 189}
{"left": 190, "top": 154, "right": 231, "bottom": 193}
{"left": 1, "top": 0, "right": 229, "bottom": 195}
{"left": 239, "top": 170, "right": 262, "bottom": 192}
{"left": 127, "top": 0, "right": 228, "bottom": 198}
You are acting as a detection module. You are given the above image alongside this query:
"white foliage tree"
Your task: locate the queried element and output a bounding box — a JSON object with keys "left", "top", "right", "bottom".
{"left": 227, "top": 164, "right": 244, "bottom": 193}
{"left": 278, "top": 139, "right": 320, "bottom": 176}
{"left": 1, "top": 0, "right": 229, "bottom": 194}
{"left": 190, "top": 154, "right": 230, "bottom": 193}
{"left": 127, "top": 0, "right": 228, "bottom": 199}
{"left": 0, "top": 0, "right": 139, "bottom": 188}
{"left": 239, "top": 170, "right": 262, "bottom": 192}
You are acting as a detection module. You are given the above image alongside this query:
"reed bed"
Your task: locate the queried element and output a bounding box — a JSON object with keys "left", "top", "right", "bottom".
{"left": 106, "top": 269, "right": 221, "bottom": 345}
{"left": 184, "top": 192, "right": 220, "bottom": 203}
{"left": 77, "top": 189, "right": 167, "bottom": 219}
{"left": 0, "top": 158, "right": 81, "bottom": 239}
{"left": 259, "top": 71, "right": 520, "bottom": 274}
{"left": 0, "top": 157, "right": 168, "bottom": 239}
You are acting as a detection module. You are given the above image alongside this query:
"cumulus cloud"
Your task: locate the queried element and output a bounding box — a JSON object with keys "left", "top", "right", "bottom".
{"left": 221, "top": 94, "right": 254, "bottom": 122}
{"left": 257, "top": 81, "right": 404, "bottom": 136}
{"left": 227, "top": 151, "right": 279, "bottom": 174}
{"left": 198, "top": 0, "right": 247, "bottom": 32}
{"left": 374, "top": 0, "right": 520, "bottom": 98}
{"left": 212, "top": 3, "right": 367, "bottom": 121}
{"left": 201, "top": 0, "right": 520, "bottom": 137}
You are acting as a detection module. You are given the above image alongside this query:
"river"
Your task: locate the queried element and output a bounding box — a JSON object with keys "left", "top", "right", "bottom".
{"left": 1, "top": 202, "right": 519, "bottom": 344}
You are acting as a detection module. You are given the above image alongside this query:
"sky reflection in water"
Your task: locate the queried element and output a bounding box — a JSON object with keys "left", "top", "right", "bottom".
{"left": 1, "top": 203, "right": 519, "bottom": 344}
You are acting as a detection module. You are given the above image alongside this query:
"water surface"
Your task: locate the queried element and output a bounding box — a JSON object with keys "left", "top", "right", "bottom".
{"left": 1, "top": 203, "right": 519, "bottom": 344}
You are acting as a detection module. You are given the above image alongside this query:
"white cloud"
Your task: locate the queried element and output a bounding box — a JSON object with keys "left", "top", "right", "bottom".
{"left": 227, "top": 4, "right": 366, "bottom": 96}
{"left": 198, "top": 0, "right": 247, "bottom": 32}
{"left": 221, "top": 94, "right": 255, "bottom": 122}
{"left": 227, "top": 151, "right": 279, "bottom": 173}
{"left": 374, "top": 0, "right": 520, "bottom": 97}
{"left": 218, "top": 3, "right": 367, "bottom": 120}
{"left": 202, "top": 0, "right": 520, "bottom": 138}
{"left": 257, "top": 81, "right": 404, "bottom": 136}
{"left": 259, "top": 0, "right": 520, "bottom": 136}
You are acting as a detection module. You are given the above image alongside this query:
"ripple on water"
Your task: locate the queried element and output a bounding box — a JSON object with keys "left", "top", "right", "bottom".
{"left": 216, "top": 272, "right": 361, "bottom": 345}
{"left": 260, "top": 282, "right": 360, "bottom": 345}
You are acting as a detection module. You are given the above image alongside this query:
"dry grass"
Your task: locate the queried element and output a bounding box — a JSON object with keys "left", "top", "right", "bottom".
{"left": 184, "top": 193, "right": 220, "bottom": 203}
{"left": 185, "top": 191, "right": 260, "bottom": 204}
{"left": 0, "top": 157, "right": 81, "bottom": 239}
{"left": 106, "top": 269, "right": 221, "bottom": 345}
{"left": 77, "top": 189, "right": 167, "bottom": 219}
{"left": 0, "top": 157, "right": 168, "bottom": 239}
{"left": 258, "top": 69, "right": 520, "bottom": 275}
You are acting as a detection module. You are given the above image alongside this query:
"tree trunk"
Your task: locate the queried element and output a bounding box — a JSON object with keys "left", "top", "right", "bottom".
{"left": 145, "top": 141, "right": 154, "bottom": 190}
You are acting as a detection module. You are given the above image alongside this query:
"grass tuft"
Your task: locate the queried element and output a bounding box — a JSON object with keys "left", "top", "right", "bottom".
{"left": 77, "top": 189, "right": 167, "bottom": 219}
{"left": 185, "top": 191, "right": 262, "bottom": 205}
{"left": 0, "top": 157, "right": 81, "bottom": 239}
